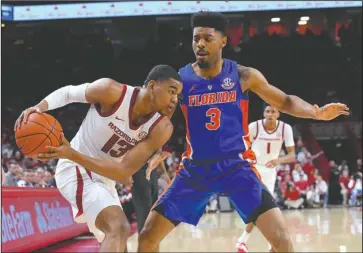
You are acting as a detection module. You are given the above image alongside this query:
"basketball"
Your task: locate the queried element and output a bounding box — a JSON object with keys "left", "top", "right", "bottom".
{"left": 15, "top": 112, "right": 63, "bottom": 158}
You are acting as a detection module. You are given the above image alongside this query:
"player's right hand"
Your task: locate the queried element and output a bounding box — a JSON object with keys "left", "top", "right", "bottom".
{"left": 14, "top": 106, "right": 42, "bottom": 131}
{"left": 314, "top": 103, "right": 349, "bottom": 121}
{"left": 146, "top": 151, "right": 172, "bottom": 181}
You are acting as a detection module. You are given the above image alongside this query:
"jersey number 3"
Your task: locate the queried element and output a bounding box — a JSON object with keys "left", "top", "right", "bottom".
{"left": 206, "top": 108, "right": 221, "bottom": 131}
{"left": 101, "top": 134, "right": 134, "bottom": 158}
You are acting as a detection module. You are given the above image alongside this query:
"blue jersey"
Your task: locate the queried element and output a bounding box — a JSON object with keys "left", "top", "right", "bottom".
{"left": 179, "top": 59, "right": 251, "bottom": 161}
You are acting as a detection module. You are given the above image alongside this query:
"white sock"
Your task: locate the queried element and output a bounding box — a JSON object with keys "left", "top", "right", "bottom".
{"left": 238, "top": 230, "right": 251, "bottom": 243}
{"left": 268, "top": 243, "right": 274, "bottom": 252}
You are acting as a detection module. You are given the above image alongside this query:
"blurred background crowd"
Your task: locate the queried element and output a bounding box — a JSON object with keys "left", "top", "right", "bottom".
{"left": 2, "top": 5, "right": 362, "bottom": 218}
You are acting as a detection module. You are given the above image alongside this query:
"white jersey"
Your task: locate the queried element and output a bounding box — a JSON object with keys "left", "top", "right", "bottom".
{"left": 249, "top": 119, "right": 294, "bottom": 166}
{"left": 56, "top": 85, "right": 164, "bottom": 188}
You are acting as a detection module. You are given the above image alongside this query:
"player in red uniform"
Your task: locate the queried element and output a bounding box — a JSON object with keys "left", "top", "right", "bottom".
{"left": 14, "top": 65, "right": 182, "bottom": 252}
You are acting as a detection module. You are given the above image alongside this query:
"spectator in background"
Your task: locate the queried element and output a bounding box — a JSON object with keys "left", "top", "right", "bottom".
{"left": 355, "top": 159, "right": 362, "bottom": 173}
{"left": 28, "top": 170, "right": 36, "bottom": 187}
{"left": 338, "top": 160, "right": 349, "bottom": 172}
{"left": 297, "top": 147, "right": 324, "bottom": 166}
{"left": 4, "top": 161, "right": 20, "bottom": 186}
{"left": 329, "top": 160, "right": 344, "bottom": 205}
{"left": 2, "top": 166, "right": 5, "bottom": 186}
{"left": 292, "top": 163, "right": 308, "bottom": 182}
{"left": 348, "top": 172, "right": 362, "bottom": 206}
{"left": 36, "top": 167, "right": 45, "bottom": 178}
{"left": 305, "top": 164, "right": 318, "bottom": 186}
{"left": 295, "top": 137, "right": 304, "bottom": 155}
{"left": 158, "top": 174, "right": 169, "bottom": 196}
{"left": 339, "top": 169, "right": 351, "bottom": 206}
{"left": 284, "top": 183, "right": 304, "bottom": 209}
{"left": 311, "top": 168, "right": 320, "bottom": 184}
{"left": 18, "top": 170, "right": 34, "bottom": 187}
{"left": 43, "top": 171, "right": 54, "bottom": 187}
{"left": 17, "top": 171, "right": 26, "bottom": 187}
{"left": 294, "top": 175, "right": 309, "bottom": 199}
{"left": 35, "top": 169, "right": 48, "bottom": 187}
{"left": 167, "top": 161, "right": 179, "bottom": 179}
{"left": 280, "top": 174, "right": 294, "bottom": 195}
{"left": 22, "top": 157, "right": 38, "bottom": 170}
{"left": 314, "top": 175, "right": 329, "bottom": 207}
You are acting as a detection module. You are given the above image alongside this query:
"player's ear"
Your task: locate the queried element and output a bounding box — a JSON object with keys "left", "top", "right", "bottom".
{"left": 147, "top": 80, "right": 156, "bottom": 90}
{"left": 221, "top": 36, "right": 227, "bottom": 48}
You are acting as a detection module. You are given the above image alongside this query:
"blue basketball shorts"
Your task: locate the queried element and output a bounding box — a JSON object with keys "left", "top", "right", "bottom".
{"left": 152, "top": 156, "right": 278, "bottom": 226}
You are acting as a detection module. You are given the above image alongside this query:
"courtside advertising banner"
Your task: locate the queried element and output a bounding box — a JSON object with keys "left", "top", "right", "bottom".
{"left": 2, "top": 187, "right": 89, "bottom": 252}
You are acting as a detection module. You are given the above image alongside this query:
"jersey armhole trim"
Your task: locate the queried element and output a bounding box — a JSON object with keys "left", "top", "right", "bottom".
{"left": 149, "top": 115, "right": 165, "bottom": 134}
{"left": 254, "top": 121, "right": 259, "bottom": 139}
{"left": 95, "top": 84, "right": 127, "bottom": 117}
{"left": 282, "top": 122, "right": 285, "bottom": 139}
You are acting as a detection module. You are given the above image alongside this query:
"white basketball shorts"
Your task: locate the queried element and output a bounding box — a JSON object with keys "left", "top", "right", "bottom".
{"left": 55, "top": 161, "right": 122, "bottom": 243}
{"left": 255, "top": 164, "right": 277, "bottom": 196}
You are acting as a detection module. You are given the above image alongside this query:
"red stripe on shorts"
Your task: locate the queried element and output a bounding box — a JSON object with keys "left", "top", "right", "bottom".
{"left": 75, "top": 166, "right": 84, "bottom": 218}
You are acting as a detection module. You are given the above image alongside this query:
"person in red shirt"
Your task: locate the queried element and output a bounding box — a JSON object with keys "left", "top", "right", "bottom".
{"left": 339, "top": 169, "right": 351, "bottom": 206}
{"left": 280, "top": 174, "right": 293, "bottom": 196}
{"left": 303, "top": 161, "right": 315, "bottom": 182}
{"left": 284, "top": 183, "right": 304, "bottom": 209}
{"left": 295, "top": 178, "right": 309, "bottom": 196}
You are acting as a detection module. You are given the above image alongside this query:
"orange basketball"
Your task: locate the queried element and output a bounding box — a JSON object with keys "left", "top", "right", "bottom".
{"left": 15, "top": 112, "right": 63, "bottom": 158}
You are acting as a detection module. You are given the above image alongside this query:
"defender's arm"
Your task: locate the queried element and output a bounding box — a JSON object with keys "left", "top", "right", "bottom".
{"left": 238, "top": 65, "right": 349, "bottom": 120}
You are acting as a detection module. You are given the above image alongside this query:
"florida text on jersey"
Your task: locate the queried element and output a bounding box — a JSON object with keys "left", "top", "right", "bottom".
{"left": 179, "top": 59, "right": 251, "bottom": 161}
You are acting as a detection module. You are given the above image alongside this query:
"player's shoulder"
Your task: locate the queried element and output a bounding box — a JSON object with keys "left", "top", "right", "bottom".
{"left": 236, "top": 64, "right": 252, "bottom": 75}
{"left": 178, "top": 63, "right": 193, "bottom": 76}
{"left": 94, "top": 77, "right": 126, "bottom": 95}
{"left": 248, "top": 120, "right": 259, "bottom": 127}
{"left": 236, "top": 65, "right": 266, "bottom": 88}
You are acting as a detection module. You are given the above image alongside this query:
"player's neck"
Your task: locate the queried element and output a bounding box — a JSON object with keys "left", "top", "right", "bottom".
{"left": 263, "top": 119, "right": 277, "bottom": 131}
{"left": 131, "top": 89, "right": 154, "bottom": 119}
{"left": 194, "top": 58, "right": 224, "bottom": 79}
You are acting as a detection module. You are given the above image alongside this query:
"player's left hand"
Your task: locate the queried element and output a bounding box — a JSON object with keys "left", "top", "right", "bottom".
{"left": 265, "top": 159, "right": 279, "bottom": 168}
{"left": 146, "top": 151, "right": 172, "bottom": 181}
{"left": 37, "top": 134, "right": 73, "bottom": 161}
{"left": 121, "top": 176, "right": 134, "bottom": 188}
{"left": 314, "top": 103, "right": 349, "bottom": 121}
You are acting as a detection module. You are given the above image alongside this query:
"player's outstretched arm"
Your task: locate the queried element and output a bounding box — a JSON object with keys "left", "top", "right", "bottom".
{"left": 14, "top": 78, "right": 123, "bottom": 130}
{"left": 238, "top": 65, "right": 350, "bottom": 121}
{"left": 38, "top": 117, "right": 173, "bottom": 182}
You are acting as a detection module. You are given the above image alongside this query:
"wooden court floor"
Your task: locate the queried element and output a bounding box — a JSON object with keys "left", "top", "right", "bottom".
{"left": 126, "top": 207, "right": 362, "bottom": 252}
{"left": 40, "top": 207, "right": 362, "bottom": 252}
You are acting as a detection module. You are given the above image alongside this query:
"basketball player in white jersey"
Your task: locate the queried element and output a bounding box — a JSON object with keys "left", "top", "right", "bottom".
{"left": 237, "top": 105, "right": 295, "bottom": 253}
{"left": 14, "top": 65, "right": 183, "bottom": 252}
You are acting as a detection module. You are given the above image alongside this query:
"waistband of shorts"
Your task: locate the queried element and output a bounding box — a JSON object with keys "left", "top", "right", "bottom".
{"left": 184, "top": 153, "right": 245, "bottom": 166}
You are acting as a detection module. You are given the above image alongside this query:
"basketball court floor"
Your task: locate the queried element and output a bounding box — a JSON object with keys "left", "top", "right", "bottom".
{"left": 39, "top": 207, "right": 362, "bottom": 252}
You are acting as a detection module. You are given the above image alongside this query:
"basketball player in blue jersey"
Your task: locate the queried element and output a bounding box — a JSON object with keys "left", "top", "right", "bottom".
{"left": 138, "top": 12, "right": 349, "bottom": 252}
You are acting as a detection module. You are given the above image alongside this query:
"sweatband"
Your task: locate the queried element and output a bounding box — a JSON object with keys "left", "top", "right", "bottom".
{"left": 44, "top": 83, "right": 89, "bottom": 110}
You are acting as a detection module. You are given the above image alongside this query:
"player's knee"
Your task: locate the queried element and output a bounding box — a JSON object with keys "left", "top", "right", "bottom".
{"left": 96, "top": 208, "right": 131, "bottom": 239}
{"left": 103, "top": 221, "right": 131, "bottom": 243}
{"left": 271, "top": 229, "right": 293, "bottom": 251}
{"left": 138, "top": 226, "right": 159, "bottom": 250}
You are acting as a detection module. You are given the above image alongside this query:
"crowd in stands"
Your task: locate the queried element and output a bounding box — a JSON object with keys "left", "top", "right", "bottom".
{"left": 2, "top": 13, "right": 361, "bottom": 211}
{"left": 273, "top": 137, "right": 362, "bottom": 210}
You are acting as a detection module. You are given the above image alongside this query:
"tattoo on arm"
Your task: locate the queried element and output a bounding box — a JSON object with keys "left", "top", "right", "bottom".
{"left": 238, "top": 65, "right": 252, "bottom": 85}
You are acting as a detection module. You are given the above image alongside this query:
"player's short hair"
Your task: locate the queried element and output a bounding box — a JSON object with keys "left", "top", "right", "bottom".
{"left": 263, "top": 103, "right": 277, "bottom": 110}
{"left": 191, "top": 11, "right": 229, "bottom": 35}
{"left": 144, "top": 65, "right": 182, "bottom": 87}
